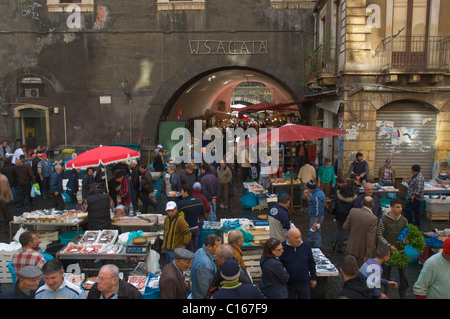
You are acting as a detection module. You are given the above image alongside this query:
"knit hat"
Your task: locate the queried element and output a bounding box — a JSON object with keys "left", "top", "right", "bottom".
{"left": 443, "top": 237, "right": 450, "bottom": 255}
{"left": 220, "top": 259, "right": 240, "bottom": 281}
{"left": 193, "top": 182, "right": 201, "bottom": 190}
{"left": 306, "top": 180, "right": 317, "bottom": 190}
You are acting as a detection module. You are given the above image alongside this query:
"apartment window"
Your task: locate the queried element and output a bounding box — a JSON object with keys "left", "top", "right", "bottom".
{"left": 392, "top": 0, "right": 430, "bottom": 67}
{"left": 46, "top": 0, "right": 95, "bottom": 12}
{"left": 157, "top": 0, "right": 206, "bottom": 11}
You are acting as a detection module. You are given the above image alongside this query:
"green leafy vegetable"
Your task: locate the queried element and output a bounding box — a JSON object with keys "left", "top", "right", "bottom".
{"left": 386, "top": 250, "right": 409, "bottom": 269}
{"left": 406, "top": 224, "right": 426, "bottom": 254}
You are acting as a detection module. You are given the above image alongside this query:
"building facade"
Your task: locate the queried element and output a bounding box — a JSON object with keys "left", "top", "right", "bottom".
{"left": 305, "top": 0, "right": 450, "bottom": 181}
{"left": 0, "top": 0, "right": 316, "bottom": 162}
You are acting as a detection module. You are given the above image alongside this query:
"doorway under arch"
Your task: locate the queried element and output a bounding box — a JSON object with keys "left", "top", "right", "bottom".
{"left": 13, "top": 104, "right": 50, "bottom": 150}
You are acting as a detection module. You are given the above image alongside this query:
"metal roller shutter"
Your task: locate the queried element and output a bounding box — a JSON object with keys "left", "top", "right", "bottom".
{"left": 375, "top": 101, "right": 437, "bottom": 181}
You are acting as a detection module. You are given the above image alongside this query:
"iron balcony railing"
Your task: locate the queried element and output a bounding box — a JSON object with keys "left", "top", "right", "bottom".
{"left": 375, "top": 36, "right": 450, "bottom": 71}
{"left": 305, "top": 36, "right": 450, "bottom": 77}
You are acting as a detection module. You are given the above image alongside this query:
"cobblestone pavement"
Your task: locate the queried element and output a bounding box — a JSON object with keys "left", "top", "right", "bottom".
{"left": 1, "top": 171, "right": 449, "bottom": 299}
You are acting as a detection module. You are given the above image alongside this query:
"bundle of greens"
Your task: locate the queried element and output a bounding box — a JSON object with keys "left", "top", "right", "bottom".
{"left": 406, "top": 223, "right": 426, "bottom": 254}
{"left": 386, "top": 250, "right": 409, "bottom": 269}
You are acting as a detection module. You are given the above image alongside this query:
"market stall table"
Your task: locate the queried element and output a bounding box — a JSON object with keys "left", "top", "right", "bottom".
{"left": 311, "top": 248, "right": 339, "bottom": 299}
{"left": 270, "top": 178, "right": 302, "bottom": 207}
{"left": 55, "top": 230, "right": 154, "bottom": 276}
{"left": 9, "top": 210, "right": 88, "bottom": 241}
{"left": 358, "top": 185, "right": 399, "bottom": 194}
{"left": 111, "top": 214, "right": 163, "bottom": 233}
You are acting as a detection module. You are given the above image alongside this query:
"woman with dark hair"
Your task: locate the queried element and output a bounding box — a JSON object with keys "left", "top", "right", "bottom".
{"left": 331, "top": 182, "right": 357, "bottom": 253}
{"left": 259, "top": 238, "right": 290, "bottom": 299}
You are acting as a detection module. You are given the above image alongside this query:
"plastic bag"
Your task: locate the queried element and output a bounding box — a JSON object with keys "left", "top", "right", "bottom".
{"left": 240, "top": 193, "right": 258, "bottom": 208}
{"left": 13, "top": 227, "right": 28, "bottom": 242}
{"left": 30, "top": 183, "right": 41, "bottom": 198}
{"left": 146, "top": 250, "right": 161, "bottom": 274}
{"left": 126, "top": 230, "right": 144, "bottom": 245}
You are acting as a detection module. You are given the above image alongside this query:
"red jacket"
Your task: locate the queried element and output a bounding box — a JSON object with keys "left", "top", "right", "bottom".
{"left": 193, "top": 189, "right": 210, "bottom": 219}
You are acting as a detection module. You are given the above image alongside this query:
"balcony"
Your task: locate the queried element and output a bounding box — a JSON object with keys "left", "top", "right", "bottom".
{"left": 375, "top": 36, "right": 450, "bottom": 73}
{"left": 304, "top": 44, "right": 338, "bottom": 89}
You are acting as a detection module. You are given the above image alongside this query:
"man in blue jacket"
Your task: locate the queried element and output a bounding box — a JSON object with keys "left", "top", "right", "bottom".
{"left": 177, "top": 183, "right": 205, "bottom": 252}
{"left": 280, "top": 227, "right": 317, "bottom": 299}
{"left": 268, "top": 193, "right": 291, "bottom": 241}
{"left": 50, "top": 164, "right": 65, "bottom": 210}
{"left": 304, "top": 180, "right": 326, "bottom": 248}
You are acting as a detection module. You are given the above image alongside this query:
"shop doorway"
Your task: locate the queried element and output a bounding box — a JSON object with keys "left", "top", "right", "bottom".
{"left": 14, "top": 105, "right": 50, "bottom": 150}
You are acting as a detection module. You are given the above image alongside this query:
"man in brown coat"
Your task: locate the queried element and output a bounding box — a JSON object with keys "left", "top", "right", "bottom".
{"left": 343, "top": 196, "right": 378, "bottom": 266}
{"left": 0, "top": 172, "right": 13, "bottom": 225}
{"left": 159, "top": 248, "right": 195, "bottom": 299}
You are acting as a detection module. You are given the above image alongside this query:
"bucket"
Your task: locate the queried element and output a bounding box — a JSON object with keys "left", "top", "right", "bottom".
{"left": 58, "top": 231, "right": 85, "bottom": 244}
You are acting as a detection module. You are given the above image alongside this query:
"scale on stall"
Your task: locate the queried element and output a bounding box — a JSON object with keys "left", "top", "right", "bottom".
{"left": 125, "top": 236, "right": 150, "bottom": 254}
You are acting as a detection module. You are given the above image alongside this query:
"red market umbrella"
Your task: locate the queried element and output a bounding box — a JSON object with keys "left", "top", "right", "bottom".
{"left": 237, "top": 123, "right": 347, "bottom": 213}
{"left": 237, "top": 123, "right": 347, "bottom": 146}
{"left": 65, "top": 145, "right": 140, "bottom": 170}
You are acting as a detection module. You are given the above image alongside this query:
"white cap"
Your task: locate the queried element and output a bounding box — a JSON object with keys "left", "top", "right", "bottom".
{"left": 165, "top": 201, "right": 177, "bottom": 211}
{"left": 157, "top": 144, "right": 163, "bottom": 148}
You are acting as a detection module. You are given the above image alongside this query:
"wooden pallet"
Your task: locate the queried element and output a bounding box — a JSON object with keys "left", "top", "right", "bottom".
{"left": 243, "top": 252, "right": 263, "bottom": 281}
{"left": 426, "top": 211, "right": 450, "bottom": 221}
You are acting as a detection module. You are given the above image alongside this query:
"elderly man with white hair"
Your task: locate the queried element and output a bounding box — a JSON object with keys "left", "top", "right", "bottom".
{"left": 50, "top": 164, "right": 65, "bottom": 210}
{"left": 87, "top": 264, "right": 143, "bottom": 299}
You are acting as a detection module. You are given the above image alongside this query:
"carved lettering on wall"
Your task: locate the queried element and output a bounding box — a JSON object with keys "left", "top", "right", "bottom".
{"left": 189, "top": 40, "right": 268, "bottom": 55}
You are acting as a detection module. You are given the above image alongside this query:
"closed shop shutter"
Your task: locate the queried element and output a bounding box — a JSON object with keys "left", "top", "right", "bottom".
{"left": 375, "top": 101, "right": 437, "bottom": 181}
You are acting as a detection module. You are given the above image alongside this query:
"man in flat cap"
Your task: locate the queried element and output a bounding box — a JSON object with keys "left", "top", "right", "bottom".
{"left": 0, "top": 265, "right": 43, "bottom": 299}
{"left": 159, "top": 248, "right": 194, "bottom": 299}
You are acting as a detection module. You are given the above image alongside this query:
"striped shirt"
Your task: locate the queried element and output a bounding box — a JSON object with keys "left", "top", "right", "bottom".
{"left": 163, "top": 213, "right": 192, "bottom": 251}
{"left": 35, "top": 278, "right": 86, "bottom": 299}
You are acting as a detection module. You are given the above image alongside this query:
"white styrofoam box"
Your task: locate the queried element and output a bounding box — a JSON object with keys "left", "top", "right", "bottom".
{"left": 0, "top": 249, "right": 19, "bottom": 283}
{"left": 424, "top": 197, "right": 450, "bottom": 214}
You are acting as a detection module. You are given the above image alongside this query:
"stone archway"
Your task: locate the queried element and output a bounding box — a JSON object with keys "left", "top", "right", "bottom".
{"left": 141, "top": 61, "right": 304, "bottom": 149}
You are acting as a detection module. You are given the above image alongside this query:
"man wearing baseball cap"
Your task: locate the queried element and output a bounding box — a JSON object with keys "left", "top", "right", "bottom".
{"left": 162, "top": 201, "right": 192, "bottom": 264}
{"left": 413, "top": 237, "right": 450, "bottom": 299}
{"left": 378, "top": 159, "right": 396, "bottom": 186}
{"left": 0, "top": 265, "right": 43, "bottom": 299}
{"left": 304, "top": 180, "right": 326, "bottom": 248}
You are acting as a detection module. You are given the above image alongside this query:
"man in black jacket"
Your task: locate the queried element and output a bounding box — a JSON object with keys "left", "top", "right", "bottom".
{"left": 337, "top": 255, "right": 372, "bottom": 299}
{"left": 87, "top": 264, "right": 143, "bottom": 299}
{"left": 81, "top": 183, "right": 114, "bottom": 230}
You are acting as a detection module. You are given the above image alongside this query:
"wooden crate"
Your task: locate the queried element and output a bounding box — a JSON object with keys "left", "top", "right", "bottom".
{"left": 0, "top": 250, "right": 18, "bottom": 284}
{"left": 426, "top": 211, "right": 450, "bottom": 221}
{"left": 249, "top": 228, "right": 270, "bottom": 245}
